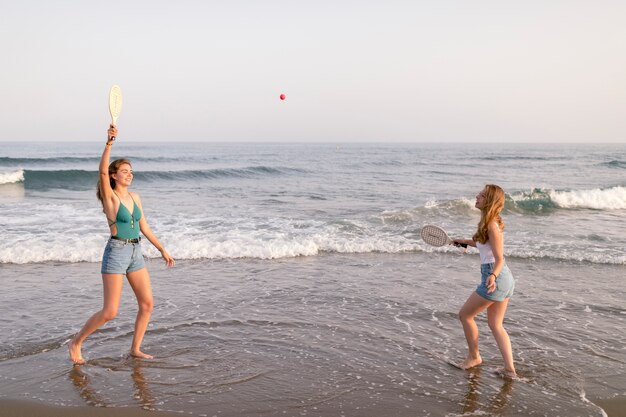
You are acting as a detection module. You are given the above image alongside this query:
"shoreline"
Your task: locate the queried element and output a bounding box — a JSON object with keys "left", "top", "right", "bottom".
{"left": 589, "top": 396, "right": 626, "bottom": 417}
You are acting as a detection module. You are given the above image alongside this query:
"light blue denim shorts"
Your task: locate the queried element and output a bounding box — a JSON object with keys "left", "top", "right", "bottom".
{"left": 101, "top": 239, "right": 146, "bottom": 274}
{"left": 476, "top": 263, "right": 515, "bottom": 302}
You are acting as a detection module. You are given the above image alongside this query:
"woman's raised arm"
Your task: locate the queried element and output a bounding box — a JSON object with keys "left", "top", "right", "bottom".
{"left": 99, "top": 125, "right": 117, "bottom": 200}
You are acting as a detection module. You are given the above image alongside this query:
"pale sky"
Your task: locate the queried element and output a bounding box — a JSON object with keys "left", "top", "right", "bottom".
{"left": 1, "top": 0, "right": 625, "bottom": 143}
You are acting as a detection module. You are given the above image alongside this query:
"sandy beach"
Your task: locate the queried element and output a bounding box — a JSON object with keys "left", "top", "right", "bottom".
{"left": 2, "top": 394, "right": 625, "bottom": 417}
{"left": 591, "top": 398, "right": 626, "bottom": 417}
{"left": 0, "top": 399, "right": 183, "bottom": 417}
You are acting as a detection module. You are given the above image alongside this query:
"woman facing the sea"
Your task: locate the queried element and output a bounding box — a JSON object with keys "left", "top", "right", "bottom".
{"left": 453, "top": 184, "right": 517, "bottom": 377}
{"left": 68, "top": 125, "right": 175, "bottom": 365}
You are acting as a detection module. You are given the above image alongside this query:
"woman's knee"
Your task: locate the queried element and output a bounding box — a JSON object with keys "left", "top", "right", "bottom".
{"left": 459, "top": 309, "right": 473, "bottom": 323}
{"left": 101, "top": 308, "right": 118, "bottom": 322}
{"left": 138, "top": 299, "right": 154, "bottom": 314}
{"left": 488, "top": 317, "right": 504, "bottom": 333}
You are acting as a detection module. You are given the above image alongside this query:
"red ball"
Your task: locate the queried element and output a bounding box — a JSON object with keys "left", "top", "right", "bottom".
{"left": 279, "top": 94, "right": 286, "bottom": 100}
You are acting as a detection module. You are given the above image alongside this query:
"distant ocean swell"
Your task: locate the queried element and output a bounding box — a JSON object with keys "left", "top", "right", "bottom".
{"left": 5, "top": 154, "right": 622, "bottom": 166}
{"left": 0, "top": 155, "right": 212, "bottom": 165}
{"left": 2, "top": 168, "right": 625, "bottom": 211}
{"left": 0, "top": 167, "right": 307, "bottom": 188}
{"left": 0, "top": 156, "right": 100, "bottom": 165}
{"left": 606, "top": 160, "right": 626, "bottom": 168}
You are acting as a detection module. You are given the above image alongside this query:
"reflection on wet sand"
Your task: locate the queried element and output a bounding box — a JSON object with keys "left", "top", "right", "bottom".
{"left": 69, "top": 357, "right": 155, "bottom": 411}
{"left": 69, "top": 366, "right": 107, "bottom": 407}
{"left": 130, "top": 358, "right": 155, "bottom": 411}
{"left": 461, "top": 367, "right": 514, "bottom": 416}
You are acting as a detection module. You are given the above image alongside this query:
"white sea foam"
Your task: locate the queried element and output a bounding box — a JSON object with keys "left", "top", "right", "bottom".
{"left": 550, "top": 186, "right": 626, "bottom": 210}
{"left": 1, "top": 197, "right": 624, "bottom": 264}
{"left": 0, "top": 169, "right": 24, "bottom": 184}
{"left": 2, "top": 226, "right": 624, "bottom": 264}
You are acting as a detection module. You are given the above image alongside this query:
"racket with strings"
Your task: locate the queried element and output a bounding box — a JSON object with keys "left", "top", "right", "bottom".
{"left": 108, "top": 85, "right": 122, "bottom": 138}
{"left": 420, "top": 225, "right": 467, "bottom": 248}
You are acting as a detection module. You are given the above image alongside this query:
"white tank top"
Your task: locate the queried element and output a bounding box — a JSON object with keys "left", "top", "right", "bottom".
{"left": 476, "top": 240, "right": 495, "bottom": 264}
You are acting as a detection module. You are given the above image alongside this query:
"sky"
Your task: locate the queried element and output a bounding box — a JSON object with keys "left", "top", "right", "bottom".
{"left": 1, "top": 0, "right": 625, "bottom": 143}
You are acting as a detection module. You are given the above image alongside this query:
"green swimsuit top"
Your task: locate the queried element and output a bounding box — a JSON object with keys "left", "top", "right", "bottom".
{"left": 108, "top": 192, "right": 142, "bottom": 239}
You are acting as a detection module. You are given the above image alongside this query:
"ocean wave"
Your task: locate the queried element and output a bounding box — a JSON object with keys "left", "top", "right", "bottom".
{"left": 1, "top": 231, "right": 623, "bottom": 265}
{"left": 510, "top": 186, "right": 626, "bottom": 211}
{"left": 0, "top": 156, "right": 100, "bottom": 165}
{"left": 506, "top": 247, "right": 626, "bottom": 265}
{"left": 0, "top": 155, "right": 210, "bottom": 166}
{"left": 604, "top": 160, "right": 626, "bottom": 169}
{"left": 138, "top": 166, "right": 306, "bottom": 181}
{"left": 479, "top": 156, "right": 568, "bottom": 161}
{"left": 415, "top": 186, "right": 626, "bottom": 215}
{"left": 0, "top": 169, "right": 25, "bottom": 185}
{"left": 0, "top": 233, "right": 412, "bottom": 264}
{"left": 23, "top": 169, "right": 97, "bottom": 190}
{"left": 18, "top": 166, "right": 306, "bottom": 190}
{"left": 380, "top": 199, "right": 476, "bottom": 224}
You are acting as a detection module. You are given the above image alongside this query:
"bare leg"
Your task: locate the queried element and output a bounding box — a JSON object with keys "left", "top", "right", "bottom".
{"left": 458, "top": 292, "right": 493, "bottom": 369}
{"left": 126, "top": 267, "right": 154, "bottom": 359}
{"left": 487, "top": 298, "right": 516, "bottom": 376}
{"left": 69, "top": 275, "right": 124, "bottom": 364}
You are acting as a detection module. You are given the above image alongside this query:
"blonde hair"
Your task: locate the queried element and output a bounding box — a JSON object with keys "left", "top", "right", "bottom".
{"left": 473, "top": 184, "right": 505, "bottom": 244}
{"left": 96, "top": 159, "right": 132, "bottom": 204}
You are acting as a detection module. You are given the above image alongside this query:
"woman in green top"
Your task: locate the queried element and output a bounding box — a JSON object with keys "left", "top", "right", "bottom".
{"left": 69, "top": 125, "right": 175, "bottom": 365}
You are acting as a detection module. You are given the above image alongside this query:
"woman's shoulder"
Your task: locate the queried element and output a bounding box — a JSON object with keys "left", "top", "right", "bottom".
{"left": 487, "top": 220, "right": 502, "bottom": 232}
{"left": 130, "top": 192, "right": 143, "bottom": 206}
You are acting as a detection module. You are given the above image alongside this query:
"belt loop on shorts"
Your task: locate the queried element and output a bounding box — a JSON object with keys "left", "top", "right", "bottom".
{"left": 110, "top": 236, "right": 141, "bottom": 244}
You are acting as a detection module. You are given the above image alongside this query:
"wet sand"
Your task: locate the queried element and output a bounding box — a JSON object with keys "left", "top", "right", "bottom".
{"left": 0, "top": 398, "right": 185, "bottom": 417}
{"left": 1, "top": 395, "right": 624, "bottom": 417}
{"left": 1, "top": 255, "right": 624, "bottom": 417}
{"left": 590, "top": 397, "right": 626, "bottom": 417}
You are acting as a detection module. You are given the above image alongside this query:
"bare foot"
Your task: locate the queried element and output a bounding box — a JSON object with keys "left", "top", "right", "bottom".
{"left": 459, "top": 355, "right": 482, "bottom": 370}
{"left": 130, "top": 350, "right": 154, "bottom": 360}
{"left": 495, "top": 367, "right": 517, "bottom": 379}
{"left": 68, "top": 338, "right": 85, "bottom": 365}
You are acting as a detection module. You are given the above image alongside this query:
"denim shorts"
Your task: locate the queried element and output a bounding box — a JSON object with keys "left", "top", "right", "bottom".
{"left": 101, "top": 239, "right": 146, "bottom": 274}
{"left": 475, "top": 263, "right": 515, "bottom": 302}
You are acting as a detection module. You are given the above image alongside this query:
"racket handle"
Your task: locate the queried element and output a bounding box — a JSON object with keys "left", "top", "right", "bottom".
{"left": 108, "top": 123, "right": 117, "bottom": 141}
{"left": 453, "top": 242, "right": 468, "bottom": 248}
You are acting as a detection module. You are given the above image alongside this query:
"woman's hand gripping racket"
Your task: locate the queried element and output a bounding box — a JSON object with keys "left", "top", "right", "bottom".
{"left": 108, "top": 85, "right": 122, "bottom": 139}
{"left": 420, "top": 225, "right": 468, "bottom": 249}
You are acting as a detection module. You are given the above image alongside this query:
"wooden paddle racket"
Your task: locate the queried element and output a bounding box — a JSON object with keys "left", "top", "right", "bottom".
{"left": 109, "top": 85, "right": 123, "bottom": 128}
{"left": 420, "top": 225, "right": 468, "bottom": 248}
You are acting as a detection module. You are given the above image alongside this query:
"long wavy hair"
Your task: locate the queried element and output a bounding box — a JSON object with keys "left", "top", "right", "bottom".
{"left": 473, "top": 184, "right": 505, "bottom": 244}
{"left": 96, "top": 159, "right": 132, "bottom": 204}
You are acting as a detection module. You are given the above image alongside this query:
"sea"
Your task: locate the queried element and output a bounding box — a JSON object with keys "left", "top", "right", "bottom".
{"left": 0, "top": 141, "right": 625, "bottom": 416}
